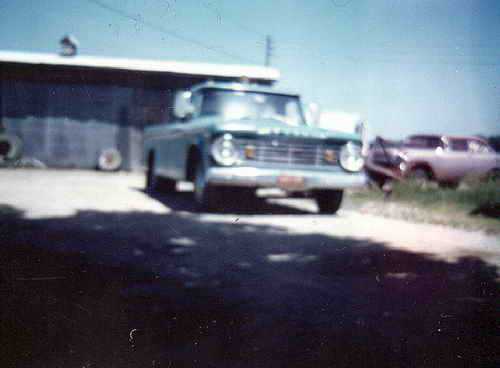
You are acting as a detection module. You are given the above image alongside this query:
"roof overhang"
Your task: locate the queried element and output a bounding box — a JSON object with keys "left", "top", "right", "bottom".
{"left": 191, "top": 81, "right": 298, "bottom": 96}
{"left": 0, "top": 50, "right": 280, "bottom": 82}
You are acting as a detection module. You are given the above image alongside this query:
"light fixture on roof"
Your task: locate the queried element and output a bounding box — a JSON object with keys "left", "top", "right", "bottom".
{"left": 59, "top": 34, "right": 79, "bottom": 57}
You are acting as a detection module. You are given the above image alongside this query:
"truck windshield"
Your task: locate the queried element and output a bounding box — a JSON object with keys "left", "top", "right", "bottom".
{"left": 199, "top": 88, "right": 305, "bottom": 126}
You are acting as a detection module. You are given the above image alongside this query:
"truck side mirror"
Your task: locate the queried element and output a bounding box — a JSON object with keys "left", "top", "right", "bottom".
{"left": 305, "top": 103, "right": 321, "bottom": 126}
{"left": 173, "top": 90, "right": 195, "bottom": 120}
{"left": 356, "top": 121, "right": 369, "bottom": 157}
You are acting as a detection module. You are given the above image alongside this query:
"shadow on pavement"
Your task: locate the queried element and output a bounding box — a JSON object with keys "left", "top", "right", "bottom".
{"left": 0, "top": 205, "right": 498, "bottom": 368}
{"left": 138, "top": 187, "right": 315, "bottom": 215}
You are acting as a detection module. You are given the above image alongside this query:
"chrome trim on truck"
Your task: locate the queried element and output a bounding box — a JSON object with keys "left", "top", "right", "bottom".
{"left": 206, "top": 166, "right": 367, "bottom": 190}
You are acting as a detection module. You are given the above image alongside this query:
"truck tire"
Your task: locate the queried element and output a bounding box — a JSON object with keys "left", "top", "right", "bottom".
{"left": 146, "top": 153, "right": 158, "bottom": 192}
{"left": 314, "top": 190, "right": 343, "bottom": 214}
{"left": 193, "top": 160, "right": 220, "bottom": 211}
{"left": 146, "top": 153, "right": 176, "bottom": 193}
{"left": 97, "top": 148, "right": 122, "bottom": 171}
{"left": 0, "top": 134, "right": 22, "bottom": 162}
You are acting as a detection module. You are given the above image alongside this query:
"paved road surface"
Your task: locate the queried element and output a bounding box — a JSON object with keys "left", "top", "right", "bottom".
{"left": 1, "top": 170, "right": 499, "bottom": 367}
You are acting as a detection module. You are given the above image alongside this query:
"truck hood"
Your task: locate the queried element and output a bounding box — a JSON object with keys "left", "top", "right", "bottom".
{"left": 214, "top": 118, "right": 359, "bottom": 141}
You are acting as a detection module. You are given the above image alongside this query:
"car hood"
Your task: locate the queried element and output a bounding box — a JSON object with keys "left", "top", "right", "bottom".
{"left": 213, "top": 118, "right": 359, "bottom": 142}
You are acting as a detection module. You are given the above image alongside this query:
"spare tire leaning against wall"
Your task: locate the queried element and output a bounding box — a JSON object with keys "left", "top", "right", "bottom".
{"left": 97, "top": 148, "right": 123, "bottom": 171}
{"left": 0, "top": 133, "right": 23, "bottom": 165}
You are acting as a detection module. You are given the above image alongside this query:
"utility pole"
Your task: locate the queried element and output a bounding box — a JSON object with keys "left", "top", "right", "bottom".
{"left": 265, "top": 35, "right": 273, "bottom": 66}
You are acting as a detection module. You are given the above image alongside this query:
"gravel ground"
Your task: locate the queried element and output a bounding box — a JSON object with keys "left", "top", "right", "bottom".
{"left": 2, "top": 169, "right": 498, "bottom": 265}
{"left": 1, "top": 169, "right": 499, "bottom": 367}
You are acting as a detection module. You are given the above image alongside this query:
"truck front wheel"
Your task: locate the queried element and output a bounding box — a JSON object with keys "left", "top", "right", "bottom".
{"left": 193, "top": 161, "right": 220, "bottom": 211}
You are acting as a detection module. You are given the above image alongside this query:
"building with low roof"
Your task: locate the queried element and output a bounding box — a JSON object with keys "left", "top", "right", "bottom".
{"left": 0, "top": 50, "right": 279, "bottom": 170}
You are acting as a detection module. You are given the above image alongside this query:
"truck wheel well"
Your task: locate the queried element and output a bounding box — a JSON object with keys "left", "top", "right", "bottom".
{"left": 186, "top": 146, "right": 201, "bottom": 182}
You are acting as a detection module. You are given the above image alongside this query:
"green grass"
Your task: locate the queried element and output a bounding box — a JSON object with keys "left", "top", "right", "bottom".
{"left": 348, "top": 179, "right": 500, "bottom": 234}
{"left": 392, "top": 179, "right": 499, "bottom": 209}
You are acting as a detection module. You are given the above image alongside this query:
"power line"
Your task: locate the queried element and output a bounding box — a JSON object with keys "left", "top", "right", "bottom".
{"left": 272, "top": 43, "right": 500, "bottom": 67}
{"left": 86, "top": 0, "right": 256, "bottom": 64}
{"left": 350, "top": 57, "right": 500, "bottom": 67}
{"left": 201, "top": 2, "right": 276, "bottom": 67}
{"left": 202, "top": 2, "right": 267, "bottom": 39}
{"left": 200, "top": 2, "right": 279, "bottom": 68}
{"left": 330, "top": 0, "right": 353, "bottom": 7}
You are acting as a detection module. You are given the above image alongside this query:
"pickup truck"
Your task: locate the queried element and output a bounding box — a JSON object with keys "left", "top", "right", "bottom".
{"left": 144, "top": 82, "right": 366, "bottom": 212}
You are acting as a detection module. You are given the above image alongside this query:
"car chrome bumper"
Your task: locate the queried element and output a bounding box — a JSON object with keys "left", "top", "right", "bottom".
{"left": 206, "top": 166, "right": 367, "bottom": 190}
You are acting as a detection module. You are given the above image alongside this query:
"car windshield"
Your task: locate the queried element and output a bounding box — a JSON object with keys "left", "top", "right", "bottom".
{"left": 199, "top": 88, "right": 305, "bottom": 126}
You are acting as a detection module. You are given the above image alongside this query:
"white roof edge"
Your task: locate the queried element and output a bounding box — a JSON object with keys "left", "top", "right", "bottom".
{"left": 0, "top": 50, "right": 280, "bottom": 81}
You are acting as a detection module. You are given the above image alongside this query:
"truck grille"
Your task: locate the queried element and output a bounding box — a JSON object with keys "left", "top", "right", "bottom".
{"left": 233, "top": 138, "right": 341, "bottom": 167}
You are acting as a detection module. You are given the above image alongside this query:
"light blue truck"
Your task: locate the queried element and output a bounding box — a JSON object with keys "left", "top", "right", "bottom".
{"left": 144, "top": 81, "right": 366, "bottom": 212}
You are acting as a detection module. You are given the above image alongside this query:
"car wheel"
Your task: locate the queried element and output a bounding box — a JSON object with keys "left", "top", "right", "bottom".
{"left": 193, "top": 160, "right": 219, "bottom": 211}
{"left": 314, "top": 190, "right": 344, "bottom": 214}
{"left": 408, "top": 167, "right": 431, "bottom": 187}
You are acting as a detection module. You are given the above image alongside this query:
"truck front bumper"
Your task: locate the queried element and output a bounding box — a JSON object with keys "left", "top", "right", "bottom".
{"left": 206, "top": 166, "right": 367, "bottom": 190}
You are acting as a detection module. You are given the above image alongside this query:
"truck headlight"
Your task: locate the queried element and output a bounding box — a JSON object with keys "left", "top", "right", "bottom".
{"left": 211, "top": 134, "right": 239, "bottom": 166}
{"left": 339, "top": 142, "right": 364, "bottom": 172}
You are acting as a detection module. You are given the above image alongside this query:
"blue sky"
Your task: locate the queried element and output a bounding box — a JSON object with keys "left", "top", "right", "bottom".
{"left": 0, "top": 0, "right": 499, "bottom": 139}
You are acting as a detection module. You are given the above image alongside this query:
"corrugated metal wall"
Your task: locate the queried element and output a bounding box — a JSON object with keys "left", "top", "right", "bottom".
{"left": 1, "top": 78, "right": 172, "bottom": 171}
